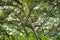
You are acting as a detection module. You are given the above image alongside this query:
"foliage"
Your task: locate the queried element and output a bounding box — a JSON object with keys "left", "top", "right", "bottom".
{"left": 0, "top": 0, "right": 60, "bottom": 40}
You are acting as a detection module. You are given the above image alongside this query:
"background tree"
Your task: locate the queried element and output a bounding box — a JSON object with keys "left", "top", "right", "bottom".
{"left": 0, "top": 0, "right": 60, "bottom": 40}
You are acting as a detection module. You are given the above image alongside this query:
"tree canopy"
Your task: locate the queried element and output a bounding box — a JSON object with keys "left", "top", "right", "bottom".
{"left": 0, "top": 0, "right": 60, "bottom": 40}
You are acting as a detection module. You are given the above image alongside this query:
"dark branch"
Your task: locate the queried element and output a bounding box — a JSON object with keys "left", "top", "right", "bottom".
{"left": 45, "top": 23, "right": 60, "bottom": 36}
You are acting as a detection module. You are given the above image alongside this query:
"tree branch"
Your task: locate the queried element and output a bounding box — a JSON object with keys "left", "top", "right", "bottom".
{"left": 45, "top": 23, "right": 60, "bottom": 36}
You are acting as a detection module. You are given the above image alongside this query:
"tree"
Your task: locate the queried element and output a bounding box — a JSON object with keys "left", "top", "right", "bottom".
{"left": 0, "top": 0, "right": 60, "bottom": 40}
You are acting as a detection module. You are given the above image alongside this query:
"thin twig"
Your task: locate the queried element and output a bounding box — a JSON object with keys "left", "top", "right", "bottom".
{"left": 45, "top": 23, "right": 60, "bottom": 36}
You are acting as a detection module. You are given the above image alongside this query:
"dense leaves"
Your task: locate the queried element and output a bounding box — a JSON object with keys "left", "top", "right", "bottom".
{"left": 0, "top": 0, "right": 60, "bottom": 40}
